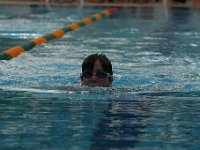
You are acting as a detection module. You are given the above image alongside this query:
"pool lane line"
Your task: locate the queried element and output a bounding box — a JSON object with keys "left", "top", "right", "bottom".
{"left": 0, "top": 8, "right": 119, "bottom": 61}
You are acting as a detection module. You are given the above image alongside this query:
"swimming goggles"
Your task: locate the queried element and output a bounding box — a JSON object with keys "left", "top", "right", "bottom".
{"left": 81, "top": 70, "right": 112, "bottom": 79}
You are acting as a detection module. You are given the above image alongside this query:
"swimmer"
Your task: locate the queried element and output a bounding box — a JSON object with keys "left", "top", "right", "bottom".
{"left": 80, "top": 54, "right": 113, "bottom": 87}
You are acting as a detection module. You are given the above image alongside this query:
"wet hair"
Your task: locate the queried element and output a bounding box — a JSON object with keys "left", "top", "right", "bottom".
{"left": 82, "top": 54, "right": 113, "bottom": 75}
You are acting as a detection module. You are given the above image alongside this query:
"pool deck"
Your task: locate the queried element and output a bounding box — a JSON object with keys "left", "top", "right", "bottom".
{"left": 0, "top": 0, "right": 197, "bottom": 8}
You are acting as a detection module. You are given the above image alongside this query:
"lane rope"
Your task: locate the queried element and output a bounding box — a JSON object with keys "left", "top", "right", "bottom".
{"left": 0, "top": 8, "right": 119, "bottom": 60}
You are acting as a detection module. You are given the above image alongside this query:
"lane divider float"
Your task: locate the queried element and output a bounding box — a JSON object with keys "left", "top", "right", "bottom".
{"left": 0, "top": 8, "right": 119, "bottom": 60}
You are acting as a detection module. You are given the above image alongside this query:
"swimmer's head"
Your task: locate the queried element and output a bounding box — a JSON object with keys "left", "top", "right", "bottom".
{"left": 80, "top": 54, "right": 113, "bottom": 87}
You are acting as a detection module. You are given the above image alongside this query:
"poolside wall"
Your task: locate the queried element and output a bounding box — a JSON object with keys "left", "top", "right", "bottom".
{"left": 0, "top": 0, "right": 199, "bottom": 8}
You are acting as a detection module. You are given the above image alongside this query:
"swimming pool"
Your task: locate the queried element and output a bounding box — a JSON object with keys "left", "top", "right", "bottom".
{"left": 0, "top": 5, "right": 200, "bottom": 149}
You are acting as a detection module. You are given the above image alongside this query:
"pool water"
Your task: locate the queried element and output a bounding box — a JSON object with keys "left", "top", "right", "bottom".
{"left": 0, "top": 5, "right": 200, "bottom": 149}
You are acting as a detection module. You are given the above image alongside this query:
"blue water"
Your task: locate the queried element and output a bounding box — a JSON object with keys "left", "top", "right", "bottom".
{"left": 0, "top": 5, "right": 200, "bottom": 149}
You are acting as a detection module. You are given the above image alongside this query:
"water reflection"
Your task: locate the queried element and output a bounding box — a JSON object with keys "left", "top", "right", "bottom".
{"left": 91, "top": 95, "right": 151, "bottom": 149}
{"left": 0, "top": 87, "right": 200, "bottom": 149}
{"left": 0, "top": 89, "right": 111, "bottom": 149}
